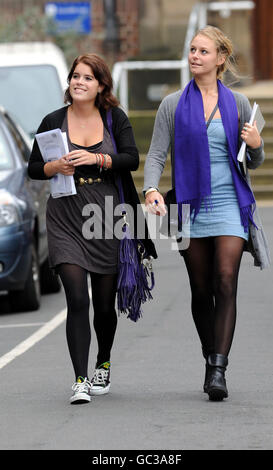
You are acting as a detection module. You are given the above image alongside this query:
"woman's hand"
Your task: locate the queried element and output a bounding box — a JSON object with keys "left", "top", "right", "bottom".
{"left": 65, "top": 150, "right": 97, "bottom": 166}
{"left": 44, "top": 157, "right": 75, "bottom": 177}
{"left": 145, "top": 190, "right": 167, "bottom": 216}
{"left": 241, "top": 121, "right": 262, "bottom": 149}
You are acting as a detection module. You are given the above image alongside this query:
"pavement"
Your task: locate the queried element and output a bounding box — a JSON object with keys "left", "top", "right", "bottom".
{"left": 0, "top": 207, "right": 272, "bottom": 452}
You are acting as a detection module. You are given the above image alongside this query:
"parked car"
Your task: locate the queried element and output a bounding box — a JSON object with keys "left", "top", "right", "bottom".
{"left": 0, "top": 41, "right": 68, "bottom": 139}
{"left": 0, "top": 106, "right": 61, "bottom": 312}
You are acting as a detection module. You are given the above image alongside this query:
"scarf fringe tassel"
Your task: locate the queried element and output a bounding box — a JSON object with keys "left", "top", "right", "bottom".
{"left": 117, "top": 232, "right": 154, "bottom": 322}
{"left": 240, "top": 205, "right": 258, "bottom": 233}
{"left": 178, "top": 195, "right": 213, "bottom": 226}
{"left": 178, "top": 197, "right": 257, "bottom": 234}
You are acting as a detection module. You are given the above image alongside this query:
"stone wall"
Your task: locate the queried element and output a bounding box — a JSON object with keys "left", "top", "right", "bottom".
{"left": 138, "top": 0, "right": 254, "bottom": 84}
{"left": 139, "top": 0, "right": 194, "bottom": 59}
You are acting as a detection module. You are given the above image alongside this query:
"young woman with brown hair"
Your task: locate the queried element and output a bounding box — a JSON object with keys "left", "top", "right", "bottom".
{"left": 28, "top": 53, "right": 156, "bottom": 404}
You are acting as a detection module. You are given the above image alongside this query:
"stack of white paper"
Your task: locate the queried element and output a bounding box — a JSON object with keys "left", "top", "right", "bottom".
{"left": 35, "top": 128, "right": 77, "bottom": 198}
{"left": 237, "top": 102, "right": 265, "bottom": 175}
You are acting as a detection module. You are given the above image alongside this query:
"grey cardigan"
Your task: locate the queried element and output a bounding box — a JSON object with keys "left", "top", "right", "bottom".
{"left": 144, "top": 89, "right": 271, "bottom": 269}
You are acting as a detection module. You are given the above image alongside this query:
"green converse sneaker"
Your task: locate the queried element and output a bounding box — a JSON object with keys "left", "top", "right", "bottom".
{"left": 70, "top": 376, "right": 92, "bottom": 404}
{"left": 90, "top": 361, "right": 111, "bottom": 395}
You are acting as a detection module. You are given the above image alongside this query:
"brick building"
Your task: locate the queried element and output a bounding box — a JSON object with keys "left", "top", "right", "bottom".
{"left": 0, "top": 0, "right": 142, "bottom": 65}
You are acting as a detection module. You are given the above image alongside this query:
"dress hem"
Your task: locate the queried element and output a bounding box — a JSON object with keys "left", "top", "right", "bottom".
{"left": 50, "top": 259, "right": 118, "bottom": 275}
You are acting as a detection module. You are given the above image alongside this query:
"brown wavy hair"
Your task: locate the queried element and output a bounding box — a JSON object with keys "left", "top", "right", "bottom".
{"left": 64, "top": 53, "right": 119, "bottom": 109}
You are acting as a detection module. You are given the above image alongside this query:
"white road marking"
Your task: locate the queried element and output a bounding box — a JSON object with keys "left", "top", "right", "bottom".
{"left": 0, "top": 308, "right": 66, "bottom": 370}
{"left": 0, "top": 322, "right": 45, "bottom": 328}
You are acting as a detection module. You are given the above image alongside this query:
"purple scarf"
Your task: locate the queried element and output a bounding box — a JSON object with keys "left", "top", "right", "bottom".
{"left": 174, "top": 79, "right": 256, "bottom": 232}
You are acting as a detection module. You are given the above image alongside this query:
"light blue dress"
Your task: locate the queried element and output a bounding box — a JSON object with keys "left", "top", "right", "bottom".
{"left": 190, "top": 119, "right": 249, "bottom": 241}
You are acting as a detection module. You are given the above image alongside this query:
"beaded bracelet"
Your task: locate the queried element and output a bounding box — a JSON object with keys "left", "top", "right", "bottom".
{"left": 95, "top": 153, "right": 103, "bottom": 167}
{"left": 103, "top": 154, "right": 112, "bottom": 169}
{"left": 95, "top": 153, "right": 112, "bottom": 169}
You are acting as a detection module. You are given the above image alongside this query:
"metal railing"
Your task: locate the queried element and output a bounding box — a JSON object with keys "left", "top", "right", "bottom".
{"left": 112, "top": 1, "right": 255, "bottom": 113}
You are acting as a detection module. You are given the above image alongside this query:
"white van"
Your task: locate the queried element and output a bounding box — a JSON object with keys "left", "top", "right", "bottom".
{"left": 0, "top": 42, "right": 68, "bottom": 138}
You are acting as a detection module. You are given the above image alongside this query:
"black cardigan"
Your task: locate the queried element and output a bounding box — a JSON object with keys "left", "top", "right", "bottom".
{"left": 28, "top": 105, "right": 157, "bottom": 259}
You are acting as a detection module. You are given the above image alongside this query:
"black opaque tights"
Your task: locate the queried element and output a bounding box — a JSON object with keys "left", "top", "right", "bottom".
{"left": 58, "top": 264, "right": 117, "bottom": 379}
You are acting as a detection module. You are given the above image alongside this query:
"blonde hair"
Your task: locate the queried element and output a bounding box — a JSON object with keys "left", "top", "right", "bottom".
{"left": 192, "top": 25, "right": 237, "bottom": 80}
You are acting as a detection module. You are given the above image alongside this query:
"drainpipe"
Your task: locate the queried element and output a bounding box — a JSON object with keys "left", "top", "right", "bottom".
{"left": 103, "top": 0, "right": 119, "bottom": 53}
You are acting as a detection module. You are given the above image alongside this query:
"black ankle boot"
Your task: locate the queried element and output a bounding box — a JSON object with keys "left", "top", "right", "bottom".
{"left": 202, "top": 348, "right": 214, "bottom": 394}
{"left": 203, "top": 361, "right": 213, "bottom": 393}
{"left": 207, "top": 353, "right": 228, "bottom": 401}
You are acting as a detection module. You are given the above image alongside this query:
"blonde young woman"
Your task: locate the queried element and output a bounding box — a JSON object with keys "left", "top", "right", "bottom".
{"left": 144, "top": 26, "right": 270, "bottom": 401}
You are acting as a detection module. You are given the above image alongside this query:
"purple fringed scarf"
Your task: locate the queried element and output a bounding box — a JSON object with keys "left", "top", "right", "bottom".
{"left": 106, "top": 110, "right": 155, "bottom": 322}
{"left": 174, "top": 79, "right": 256, "bottom": 232}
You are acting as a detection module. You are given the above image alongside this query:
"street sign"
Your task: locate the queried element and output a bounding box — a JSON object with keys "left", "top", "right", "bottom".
{"left": 45, "top": 2, "right": 91, "bottom": 35}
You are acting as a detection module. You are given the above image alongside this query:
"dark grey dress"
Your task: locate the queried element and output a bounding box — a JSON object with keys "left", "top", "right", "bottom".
{"left": 46, "top": 115, "right": 120, "bottom": 274}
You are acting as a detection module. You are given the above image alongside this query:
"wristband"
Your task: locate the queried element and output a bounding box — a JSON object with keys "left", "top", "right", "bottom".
{"left": 144, "top": 187, "right": 159, "bottom": 198}
{"left": 100, "top": 153, "right": 104, "bottom": 168}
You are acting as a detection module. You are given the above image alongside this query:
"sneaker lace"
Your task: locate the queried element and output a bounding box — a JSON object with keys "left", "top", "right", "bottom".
{"left": 92, "top": 368, "right": 109, "bottom": 385}
{"left": 72, "top": 378, "right": 91, "bottom": 393}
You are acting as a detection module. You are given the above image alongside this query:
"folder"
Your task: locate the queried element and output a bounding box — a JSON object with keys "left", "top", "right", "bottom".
{"left": 35, "top": 128, "right": 77, "bottom": 198}
{"left": 237, "top": 102, "right": 265, "bottom": 176}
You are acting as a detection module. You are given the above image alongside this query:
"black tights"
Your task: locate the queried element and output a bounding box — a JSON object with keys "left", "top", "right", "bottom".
{"left": 181, "top": 236, "right": 245, "bottom": 358}
{"left": 58, "top": 264, "right": 117, "bottom": 379}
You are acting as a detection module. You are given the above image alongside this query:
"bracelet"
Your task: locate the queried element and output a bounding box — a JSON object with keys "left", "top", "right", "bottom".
{"left": 103, "top": 154, "right": 112, "bottom": 169}
{"left": 96, "top": 153, "right": 104, "bottom": 168}
{"left": 95, "top": 153, "right": 101, "bottom": 167}
{"left": 96, "top": 153, "right": 112, "bottom": 169}
{"left": 144, "top": 187, "right": 159, "bottom": 198}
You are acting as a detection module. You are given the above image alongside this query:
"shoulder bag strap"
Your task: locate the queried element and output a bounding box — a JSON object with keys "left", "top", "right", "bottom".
{"left": 206, "top": 103, "right": 219, "bottom": 129}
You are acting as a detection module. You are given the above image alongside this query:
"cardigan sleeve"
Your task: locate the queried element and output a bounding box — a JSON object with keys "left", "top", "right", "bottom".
{"left": 109, "top": 107, "right": 139, "bottom": 171}
{"left": 234, "top": 91, "right": 265, "bottom": 170}
{"left": 143, "top": 92, "right": 177, "bottom": 192}
{"left": 28, "top": 115, "right": 53, "bottom": 180}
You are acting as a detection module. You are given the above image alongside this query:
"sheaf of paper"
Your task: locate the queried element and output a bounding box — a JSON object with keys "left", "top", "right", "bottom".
{"left": 237, "top": 102, "right": 265, "bottom": 164}
{"left": 35, "top": 128, "right": 77, "bottom": 198}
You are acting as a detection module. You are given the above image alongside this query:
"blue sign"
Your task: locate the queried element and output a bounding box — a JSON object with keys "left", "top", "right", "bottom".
{"left": 45, "top": 2, "right": 91, "bottom": 34}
